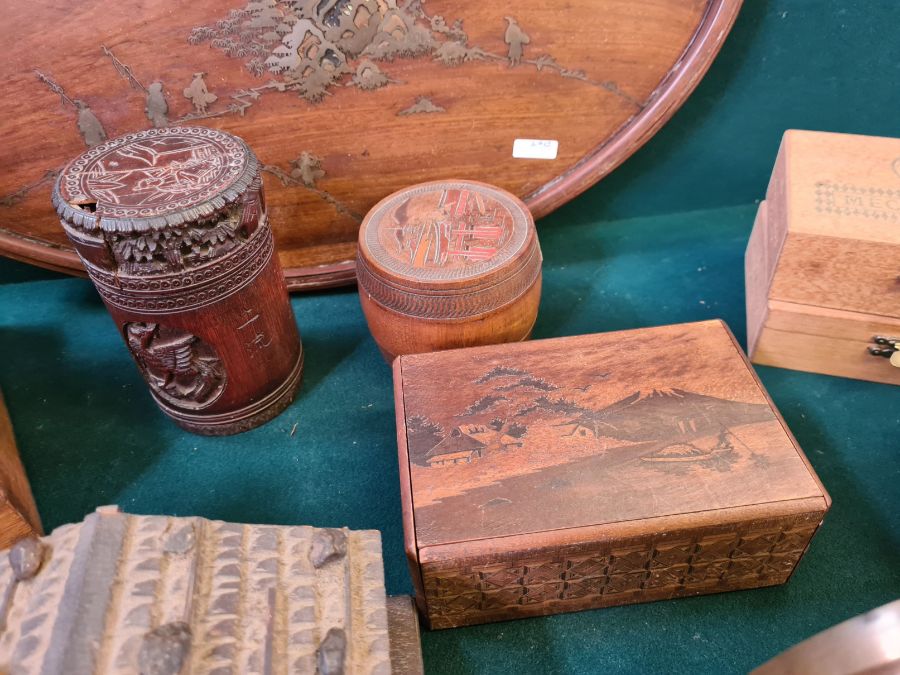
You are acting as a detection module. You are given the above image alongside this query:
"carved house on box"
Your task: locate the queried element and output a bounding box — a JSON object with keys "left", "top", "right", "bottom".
{"left": 425, "top": 428, "right": 485, "bottom": 467}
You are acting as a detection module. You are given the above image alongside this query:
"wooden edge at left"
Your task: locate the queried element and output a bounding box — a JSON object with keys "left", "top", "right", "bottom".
{"left": 0, "top": 388, "right": 43, "bottom": 548}
{"left": 0, "top": 228, "right": 85, "bottom": 278}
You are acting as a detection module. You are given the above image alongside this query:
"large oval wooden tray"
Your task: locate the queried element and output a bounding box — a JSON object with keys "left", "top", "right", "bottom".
{"left": 0, "top": 0, "right": 741, "bottom": 291}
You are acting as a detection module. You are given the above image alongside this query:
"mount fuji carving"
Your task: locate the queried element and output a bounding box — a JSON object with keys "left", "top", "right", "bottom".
{"left": 409, "top": 367, "right": 774, "bottom": 469}
{"left": 556, "top": 388, "right": 773, "bottom": 442}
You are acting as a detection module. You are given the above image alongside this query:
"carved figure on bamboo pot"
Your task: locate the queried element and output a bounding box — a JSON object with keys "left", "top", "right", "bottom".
{"left": 52, "top": 127, "right": 303, "bottom": 435}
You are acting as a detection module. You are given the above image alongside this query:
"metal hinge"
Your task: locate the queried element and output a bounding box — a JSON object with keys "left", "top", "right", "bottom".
{"left": 868, "top": 336, "right": 900, "bottom": 367}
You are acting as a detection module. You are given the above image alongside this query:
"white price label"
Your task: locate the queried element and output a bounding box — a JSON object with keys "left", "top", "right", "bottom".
{"left": 512, "top": 138, "right": 559, "bottom": 160}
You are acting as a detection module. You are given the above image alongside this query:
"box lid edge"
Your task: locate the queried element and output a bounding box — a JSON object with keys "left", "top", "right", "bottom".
{"left": 416, "top": 496, "right": 829, "bottom": 565}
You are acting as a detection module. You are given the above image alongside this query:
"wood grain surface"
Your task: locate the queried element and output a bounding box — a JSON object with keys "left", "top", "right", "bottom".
{"left": 0, "top": 0, "right": 742, "bottom": 290}
{"left": 752, "top": 599, "right": 900, "bottom": 675}
{"left": 394, "top": 320, "right": 829, "bottom": 628}
{"left": 752, "top": 301, "right": 900, "bottom": 385}
{"left": 51, "top": 128, "right": 305, "bottom": 435}
{"left": 0, "top": 389, "right": 42, "bottom": 549}
{"left": 398, "top": 320, "right": 823, "bottom": 546}
{"left": 386, "top": 596, "right": 425, "bottom": 675}
{"left": 747, "top": 130, "right": 900, "bottom": 384}
{"left": 744, "top": 200, "right": 773, "bottom": 356}
{"left": 357, "top": 180, "right": 542, "bottom": 361}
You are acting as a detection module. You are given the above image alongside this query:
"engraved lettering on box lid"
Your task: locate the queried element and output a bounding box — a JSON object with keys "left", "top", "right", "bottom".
{"left": 814, "top": 180, "right": 900, "bottom": 224}
{"left": 786, "top": 130, "right": 900, "bottom": 245}
{"left": 362, "top": 181, "right": 531, "bottom": 283}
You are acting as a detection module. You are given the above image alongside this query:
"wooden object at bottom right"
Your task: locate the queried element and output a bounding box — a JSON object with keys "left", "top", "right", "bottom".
{"left": 746, "top": 130, "right": 900, "bottom": 385}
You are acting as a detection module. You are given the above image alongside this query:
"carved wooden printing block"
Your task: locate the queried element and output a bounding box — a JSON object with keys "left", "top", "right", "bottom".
{"left": 747, "top": 130, "right": 900, "bottom": 385}
{"left": 357, "top": 180, "right": 542, "bottom": 361}
{"left": 52, "top": 127, "right": 303, "bottom": 434}
{"left": 393, "top": 320, "right": 830, "bottom": 629}
{"left": 0, "top": 507, "right": 425, "bottom": 674}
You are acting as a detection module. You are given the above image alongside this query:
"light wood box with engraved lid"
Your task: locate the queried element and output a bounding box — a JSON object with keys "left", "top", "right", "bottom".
{"left": 746, "top": 130, "right": 900, "bottom": 384}
{"left": 393, "top": 320, "right": 830, "bottom": 629}
{"left": 356, "top": 180, "right": 542, "bottom": 362}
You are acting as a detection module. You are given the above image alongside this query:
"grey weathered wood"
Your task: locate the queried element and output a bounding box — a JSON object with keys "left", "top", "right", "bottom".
{"left": 0, "top": 507, "right": 401, "bottom": 674}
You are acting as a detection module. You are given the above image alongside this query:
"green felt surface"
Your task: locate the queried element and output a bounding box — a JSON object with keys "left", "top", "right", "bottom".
{"left": 2, "top": 2, "right": 900, "bottom": 671}
{"left": 1, "top": 203, "right": 898, "bottom": 674}
{"left": 588, "top": 0, "right": 900, "bottom": 220}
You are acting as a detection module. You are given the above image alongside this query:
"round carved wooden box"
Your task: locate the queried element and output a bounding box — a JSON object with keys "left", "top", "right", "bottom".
{"left": 52, "top": 127, "right": 303, "bottom": 435}
{"left": 356, "top": 180, "right": 542, "bottom": 362}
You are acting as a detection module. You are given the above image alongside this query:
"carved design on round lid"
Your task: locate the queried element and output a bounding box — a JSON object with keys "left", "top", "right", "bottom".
{"left": 55, "top": 127, "right": 256, "bottom": 232}
{"left": 360, "top": 181, "right": 532, "bottom": 285}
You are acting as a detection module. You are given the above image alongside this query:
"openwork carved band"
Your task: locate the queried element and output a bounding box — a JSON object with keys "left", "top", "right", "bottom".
{"left": 83, "top": 222, "right": 274, "bottom": 314}
{"left": 357, "top": 243, "right": 542, "bottom": 320}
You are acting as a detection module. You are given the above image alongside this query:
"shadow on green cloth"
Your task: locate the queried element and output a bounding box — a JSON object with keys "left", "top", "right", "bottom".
{"left": 0, "top": 325, "right": 170, "bottom": 523}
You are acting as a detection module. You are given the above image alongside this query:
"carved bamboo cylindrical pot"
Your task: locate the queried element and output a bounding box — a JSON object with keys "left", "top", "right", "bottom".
{"left": 52, "top": 127, "right": 303, "bottom": 435}
{"left": 356, "top": 180, "right": 542, "bottom": 362}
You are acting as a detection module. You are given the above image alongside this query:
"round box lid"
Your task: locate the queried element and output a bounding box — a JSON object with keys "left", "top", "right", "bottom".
{"left": 52, "top": 127, "right": 258, "bottom": 234}
{"left": 357, "top": 180, "right": 539, "bottom": 296}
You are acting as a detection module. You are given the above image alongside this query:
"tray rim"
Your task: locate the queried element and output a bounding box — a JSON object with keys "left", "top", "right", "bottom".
{"left": 0, "top": 0, "right": 742, "bottom": 292}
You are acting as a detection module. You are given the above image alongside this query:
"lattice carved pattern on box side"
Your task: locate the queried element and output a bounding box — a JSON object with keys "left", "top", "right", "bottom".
{"left": 355, "top": 244, "right": 541, "bottom": 319}
{"left": 423, "top": 523, "right": 819, "bottom": 626}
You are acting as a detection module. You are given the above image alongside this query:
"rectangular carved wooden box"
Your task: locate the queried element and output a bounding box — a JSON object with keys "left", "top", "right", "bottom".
{"left": 393, "top": 320, "right": 830, "bottom": 629}
{"left": 746, "top": 130, "right": 900, "bottom": 385}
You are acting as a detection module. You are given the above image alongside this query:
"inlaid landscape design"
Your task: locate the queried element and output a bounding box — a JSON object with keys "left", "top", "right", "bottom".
{"left": 376, "top": 187, "right": 513, "bottom": 271}
{"left": 15, "top": 2, "right": 631, "bottom": 231}
{"left": 2, "top": 0, "right": 738, "bottom": 289}
{"left": 403, "top": 327, "right": 824, "bottom": 546}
